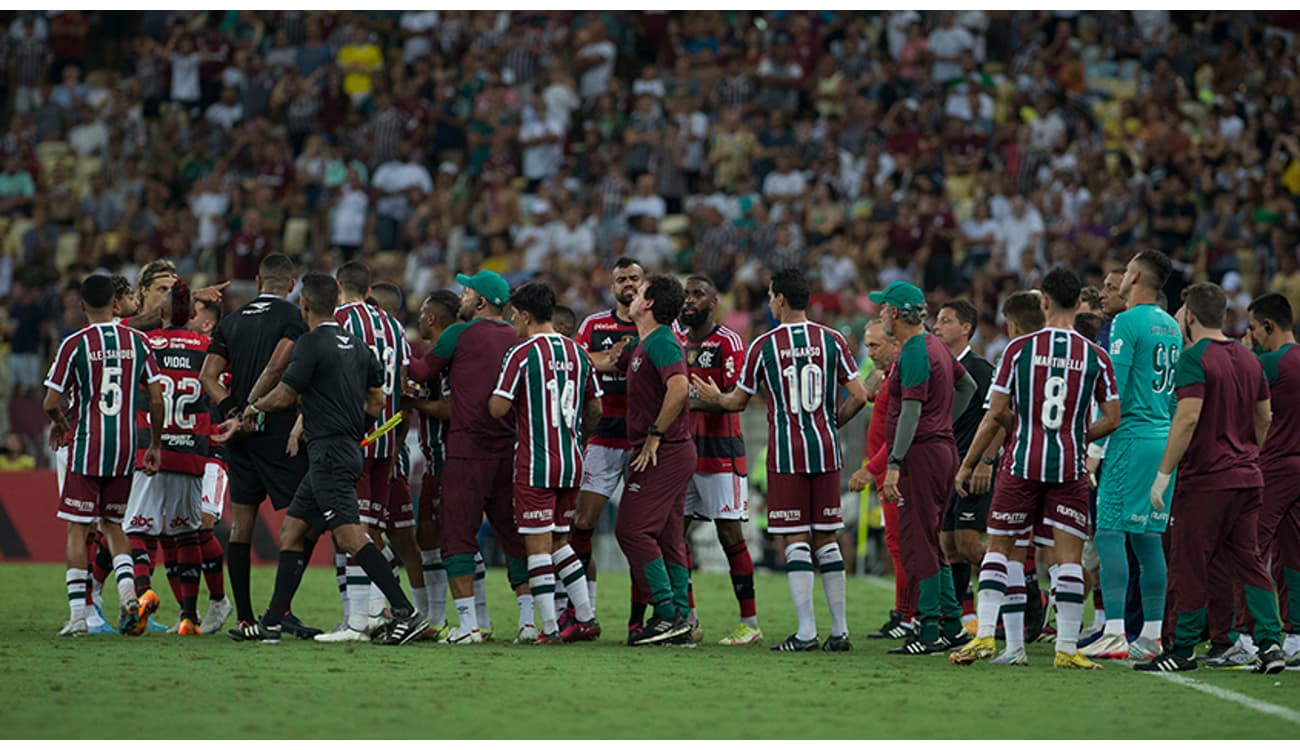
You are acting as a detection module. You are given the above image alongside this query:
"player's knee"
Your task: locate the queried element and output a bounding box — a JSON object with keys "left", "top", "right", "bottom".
{"left": 716, "top": 521, "right": 744, "bottom": 548}
{"left": 940, "top": 533, "right": 959, "bottom": 560}
{"left": 956, "top": 531, "right": 984, "bottom": 562}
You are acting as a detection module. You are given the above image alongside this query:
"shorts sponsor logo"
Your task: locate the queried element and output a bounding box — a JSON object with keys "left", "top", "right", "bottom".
{"left": 129, "top": 515, "right": 154, "bottom": 529}
{"left": 65, "top": 498, "right": 95, "bottom": 512}
{"left": 822, "top": 507, "right": 840, "bottom": 517}
{"left": 626, "top": 482, "right": 641, "bottom": 494}
{"left": 1055, "top": 504, "right": 1087, "bottom": 527}
{"left": 323, "top": 509, "right": 335, "bottom": 521}
{"left": 168, "top": 516, "right": 191, "bottom": 530}
{"left": 521, "top": 509, "right": 553, "bottom": 521}
{"left": 991, "top": 509, "right": 1028, "bottom": 525}
{"left": 769, "top": 509, "right": 802, "bottom": 521}
{"left": 959, "top": 511, "right": 976, "bottom": 522}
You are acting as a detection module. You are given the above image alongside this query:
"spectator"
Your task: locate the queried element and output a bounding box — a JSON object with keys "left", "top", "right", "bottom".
{"left": 995, "top": 194, "right": 1045, "bottom": 275}
{"left": 6, "top": 281, "right": 47, "bottom": 399}
{"left": 0, "top": 433, "right": 35, "bottom": 471}
{"left": 574, "top": 21, "right": 617, "bottom": 101}
{"left": 337, "top": 26, "right": 383, "bottom": 103}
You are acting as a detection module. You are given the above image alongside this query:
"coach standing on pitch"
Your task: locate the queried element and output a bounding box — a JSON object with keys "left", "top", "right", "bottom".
{"left": 225, "top": 272, "right": 427, "bottom": 645}
{"left": 1137, "top": 283, "right": 1285, "bottom": 674}
{"left": 873, "top": 281, "right": 977, "bottom": 655}
{"left": 200, "top": 254, "right": 319, "bottom": 638}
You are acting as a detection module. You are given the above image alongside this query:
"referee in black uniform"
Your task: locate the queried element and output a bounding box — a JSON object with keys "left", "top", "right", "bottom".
{"left": 934, "top": 300, "right": 996, "bottom": 616}
{"left": 200, "top": 254, "right": 319, "bottom": 637}
{"left": 227, "top": 272, "right": 428, "bottom": 645}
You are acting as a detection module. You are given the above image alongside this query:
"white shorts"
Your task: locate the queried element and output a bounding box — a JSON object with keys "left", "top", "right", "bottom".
{"left": 123, "top": 470, "right": 202, "bottom": 536}
{"left": 684, "top": 472, "right": 748, "bottom": 522}
{"left": 201, "top": 461, "right": 228, "bottom": 521}
{"left": 580, "top": 444, "right": 631, "bottom": 499}
{"left": 55, "top": 445, "right": 68, "bottom": 494}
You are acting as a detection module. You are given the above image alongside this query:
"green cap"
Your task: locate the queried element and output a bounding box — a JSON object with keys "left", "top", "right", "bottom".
{"left": 868, "top": 281, "right": 926, "bottom": 312}
{"left": 456, "top": 270, "right": 510, "bottom": 308}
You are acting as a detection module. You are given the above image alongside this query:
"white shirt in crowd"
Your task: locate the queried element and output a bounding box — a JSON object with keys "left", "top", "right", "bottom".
{"left": 371, "top": 160, "right": 433, "bottom": 219}
{"left": 960, "top": 215, "right": 999, "bottom": 255}
{"left": 519, "top": 112, "right": 565, "bottom": 181}
{"left": 996, "top": 207, "right": 1045, "bottom": 273}
{"left": 330, "top": 186, "right": 369, "bottom": 247}
{"left": 626, "top": 231, "right": 675, "bottom": 270}
{"left": 928, "top": 24, "right": 974, "bottom": 82}
{"left": 205, "top": 101, "right": 244, "bottom": 132}
{"left": 190, "top": 189, "right": 229, "bottom": 249}
{"left": 577, "top": 40, "right": 617, "bottom": 99}
{"left": 763, "top": 169, "right": 807, "bottom": 202}
{"left": 400, "top": 11, "right": 439, "bottom": 63}
{"left": 944, "top": 90, "right": 994, "bottom": 123}
{"left": 625, "top": 194, "right": 667, "bottom": 221}
{"left": 170, "top": 52, "right": 200, "bottom": 102}
{"left": 547, "top": 219, "right": 595, "bottom": 262}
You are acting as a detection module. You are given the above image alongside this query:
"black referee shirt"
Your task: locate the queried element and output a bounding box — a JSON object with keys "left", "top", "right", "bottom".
{"left": 280, "top": 322, "right": 383, "bottom": 444}
{"left": 953, "top": 347, "right": 995, "bottom": 457}
{"left": 207, "top": 294, "right": 308, "bottom": 437}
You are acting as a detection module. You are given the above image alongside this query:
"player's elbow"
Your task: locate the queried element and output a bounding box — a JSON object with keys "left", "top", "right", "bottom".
{"left": 488, "top": 395, "right": 511, "bottom": 420}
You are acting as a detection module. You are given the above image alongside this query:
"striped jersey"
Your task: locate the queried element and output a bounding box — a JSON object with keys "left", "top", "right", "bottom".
{"left": 990, "top": 327, "right": 1118, "bottom": 482}
{"left": 575, "top": 310, "right": 638, "bottom": 450}
{"left": 738, "top": 321, "right": 860, "bottom": 474}
{"left": 494, "top": 333, "right": 603, "bottom": 488}
{"left": 418, "top": 374, "right": 449, "bottom": 477}
{"left": 335, "top": 301, "right": 410, "bottom": 459}
{"left": 679, "top": 323, "right": 747, "bottom": 475}
{"left": 133, "top": 327, "right": 212, "bottom": 476}
{"left": 45, "top": 322, "right": 164, "bottom": 477}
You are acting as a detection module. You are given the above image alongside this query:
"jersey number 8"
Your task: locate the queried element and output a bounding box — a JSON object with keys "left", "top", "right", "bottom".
{"left": 1041, "top": 375, "right": 1067, "bottom": 430}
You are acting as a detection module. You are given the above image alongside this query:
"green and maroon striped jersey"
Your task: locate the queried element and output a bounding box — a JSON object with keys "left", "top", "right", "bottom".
{"left": 738, "top": 321, "right": 859, "bottom": 474}
{"left": 335, "top": 301, "right": 410, "bottom": 459}
{"left": 494, "top": 333, "right": 602, "bottom": 488}
{"left": 45, "top": 322, "right": 165, "bottom": 477}
{"left": 990, "top": 327, "right": 1117, "bottom": 482}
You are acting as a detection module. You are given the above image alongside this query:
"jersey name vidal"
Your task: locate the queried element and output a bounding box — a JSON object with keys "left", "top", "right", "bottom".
{"left": 134, "top": 327, "right": 213, "bottom": 475}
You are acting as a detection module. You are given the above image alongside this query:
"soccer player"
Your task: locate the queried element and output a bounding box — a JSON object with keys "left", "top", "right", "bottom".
{"left": 594, "top": 275, "right": 697, "bottom": 646}
{"left": 850, "top": 319, "right": 916, "bottom": 639}
{"left": 44, "top": 274, "right": 165, "bottom": 636}
{"left": 226, "top": 272, "right": 427, "bottom": 645}
{"left": 870, "top": 282, "right": 977, "bottom": 655}
{"left": 1082, "top": 250, "right": 1181, "bottom": 661}
{"left": 120, "top": 280, "right": 213, "bottom": 636}
{"left": 572, "top": 258, "right": 643, "bottom": 622}
{"left": 1137, "top": 283, "right": 1286, "bottom": 674}
{"left": 489, "top": 281, "right": 603, "bottom": 644}
{"left": 553, "top": 305, "right": 578, "bottom": 339}
{"left": 694, "top": 268, "right": 869, "bottom": 652}
{"left": 1246, "top": 294, "right": 1300, "bottom": 666}
{"left": 933, "top": 299, "right": 995, "bottom": 635}
{"left": 200, "top": 254, "right": 319, "bottom": 638}
{"left": 678, "top": 275, "right": 761, "bottom": 646}
{"left": 316, "top": 262, "right": 413, "bottom": 642}
{"left": 951, "top": 268, "right": 1120, "bottom": 669}
{"left": 410, "top": 270, "right": 531, "bottom": 645}
{"left": 188, "top": 299, "right": 233, "bottom": 634}
{"left": 407, "top": 290, "right": 461, "bottom": 639}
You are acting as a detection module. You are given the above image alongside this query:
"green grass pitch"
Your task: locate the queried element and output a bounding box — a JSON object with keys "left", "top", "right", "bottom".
{"left": 1, "top": 563, "right": 1296, "bottom": 739}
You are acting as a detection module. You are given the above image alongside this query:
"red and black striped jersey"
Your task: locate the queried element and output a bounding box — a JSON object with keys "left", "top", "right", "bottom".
{"left": 494, "top": 333, "right": 602, "bottom": 488}
{"left": 990, "top": 327, "right": 1118, "bottom": 483}
{"left": 45, "top": 322, "right": 164, "bottom": 478}
{"left": 678, "top": 323, "right": 747, "bottom": 475}
{"left": 335, "top": 301, "right": 410, "bottom": 459}
{"left": 738, "top": 321, "right": 859, "bottom": 474}
{"left": 133, "top": 327, "right": 212, "bottom": 476}
{"left": 575, "top": 310, "right": 638, "bottom": 450}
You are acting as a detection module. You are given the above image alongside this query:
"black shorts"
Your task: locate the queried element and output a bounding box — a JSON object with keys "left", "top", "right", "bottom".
{"left": 943, "top": 487, "right": 992, "bottom": 533}
{"left": 287, "top": 438, "right": 364, "bottom": 532}
{"left": 226, "top": 431, "right": 309, "bottom": 510}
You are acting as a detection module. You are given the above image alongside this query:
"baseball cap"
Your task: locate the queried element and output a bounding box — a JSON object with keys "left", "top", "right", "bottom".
{"left": 456, "top": 270, "right": 510, "bottom": 308}
{"left": 868, "top": 281, "right": 926, "bottom": 312}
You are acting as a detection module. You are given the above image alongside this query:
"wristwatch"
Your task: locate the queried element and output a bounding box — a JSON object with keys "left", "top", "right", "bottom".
{"left": 980, "top": 456, "right": 996, "bottom": 466}
{"left": 647, "top": 425, "right": 665, "bottom": 437}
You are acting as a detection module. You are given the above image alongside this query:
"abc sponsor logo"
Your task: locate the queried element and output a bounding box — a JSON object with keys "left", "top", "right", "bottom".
{"left": 168, "top": 516, "right": 191, "bottom": 530}
{"left": 129, "top": 515, "right": 154, "bottom": 529}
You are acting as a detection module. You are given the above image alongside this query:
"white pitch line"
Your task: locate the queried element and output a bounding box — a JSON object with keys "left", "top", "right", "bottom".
{"left": 1154, "top": 672, "right": 1300, "bottom": 727}
{"left": 859, "top": 575, "right": 896, "bottom": 591}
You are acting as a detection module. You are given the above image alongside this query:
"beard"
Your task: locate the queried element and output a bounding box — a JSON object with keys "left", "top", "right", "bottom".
{"left": 458, "top": 302, "right": 474, "bottom": 322}
{"left": 616, "top": 289, "right": 637, "bottom": 307}
{"left": 679, "top": 307, "right": 709, "bottom": 327}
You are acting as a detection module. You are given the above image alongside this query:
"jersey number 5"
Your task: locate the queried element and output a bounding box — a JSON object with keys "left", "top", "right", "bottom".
{"left": 99, "top": 365, "right": 123, "bottom": 417}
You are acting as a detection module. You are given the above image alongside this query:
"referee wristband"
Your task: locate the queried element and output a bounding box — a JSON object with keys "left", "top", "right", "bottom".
{"left": 219, "top": 396, "right": 240, "bottom": 419}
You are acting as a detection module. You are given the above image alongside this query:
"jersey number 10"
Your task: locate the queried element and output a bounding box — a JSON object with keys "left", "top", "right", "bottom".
{"left": 782, "top": 363, "right": 824, "bottom": 415}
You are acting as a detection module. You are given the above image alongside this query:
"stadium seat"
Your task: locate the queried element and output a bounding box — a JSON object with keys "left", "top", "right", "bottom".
{"left": 3, "top": 218, "right": 34, "bottom": 257}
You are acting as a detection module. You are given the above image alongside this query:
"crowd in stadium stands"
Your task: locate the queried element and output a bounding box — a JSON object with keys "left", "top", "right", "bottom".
{"left": 3, "top": 10, "right": 1300, "bottom": 462}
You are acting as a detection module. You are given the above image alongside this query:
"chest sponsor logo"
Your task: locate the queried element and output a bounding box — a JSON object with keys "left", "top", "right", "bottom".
{"left": 336, "top": 335, "right": 354, "bottom": 349}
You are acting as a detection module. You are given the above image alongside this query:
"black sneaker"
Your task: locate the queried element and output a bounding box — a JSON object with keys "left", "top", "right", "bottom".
{"left": 771, "top": 633, "right": 820, "bottom": 652}
{"left": 630, "top": 615, "right": 689, "bottom": 646}
{"left": 888, "top": 637, "right": 947, "bottom": 655}
{"left": 939, "top": 629, "right": 972, "bottom": 651}
{"left": 1256, "top": 643, "right": 1286, "bottom": 675}
{"left": 228, "top": 621, "right": 281, "bottom": 643}
{"left": 868, "top": 610, "right": 911, "bottom": 639}
{"left": 377, "top": 612, "right": 429, "bottom": 646}
{"left": 822, "top": 634, "right": 853, "bottom": 652}
{"left": 370, "top": 617, "right": 396, "bottom": 641}
{"left": 280, "top": 612, "right": 323, "bottom": 639}
{"left": 663, "top": 630, "right": 698, "bottom": 648}
{"left": 1134, "top": 651, "right": 1197, "bottom": 672}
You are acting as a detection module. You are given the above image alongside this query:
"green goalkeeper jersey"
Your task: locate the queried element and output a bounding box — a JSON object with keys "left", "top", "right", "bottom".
{"left": 1105, "top": 303, "right": 1182, "bottom": 441}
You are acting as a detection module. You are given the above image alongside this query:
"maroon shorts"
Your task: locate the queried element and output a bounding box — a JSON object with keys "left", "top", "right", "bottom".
{"left": 417, "top": 472, "right": 441, "bottom": 525}
{"left": 895, "top": 441, "right": 959, "bottom": 583}
{"left": 385, "top": 470, "right": 415, "bottom": 530}
{"left": 988, "top": 471, "right": 1090, "bottom": 543}
{"left": 356, "top": 455, "right": 395, "bottom": 528}
{"left": 58, "top": 473, "right": 132, "bottom": 525}
{"left": 514, "top": 484, "right": 579, "bottom": 535}
{"left": 766, "top": 470, "right": 842, "bottom": 534}
{"left": 441, "top": 456, "right": 523, "bottom": 561}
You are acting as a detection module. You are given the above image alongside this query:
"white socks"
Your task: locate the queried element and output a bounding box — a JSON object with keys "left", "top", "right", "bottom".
{"left": 1053, "top": 563, "right": 1085, "bottom": 655}
{"left": 473, "top": 552, "right": 491, "bottom": 630}
{"left": 785, "top": 542, "right": 816, "bottom": 641}
{"left": 112, "top": 554, "right": 135, "bottom": 606}
{"left": 815, "top": 543, "right": 848, "bottom": 638}
{"left": 1004, "top": 559, "right": 1027, "bottom": 654}
{"left": 420, "top": 548, "right": 447, "bottom": 626}
{"left": 975, "top": 551, "right": 1009, "bottom": 640}
{"left": 554, "top": 545, "right": 593, "bottom": 621}
{"left": 454, "top": 595, "right": 477, "bottom": 633}
{"left": 66, "top": 568, "right": 88, "bottom": 621}
{"left": 345, "top": 557, "right": 369, "bottom": 631}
